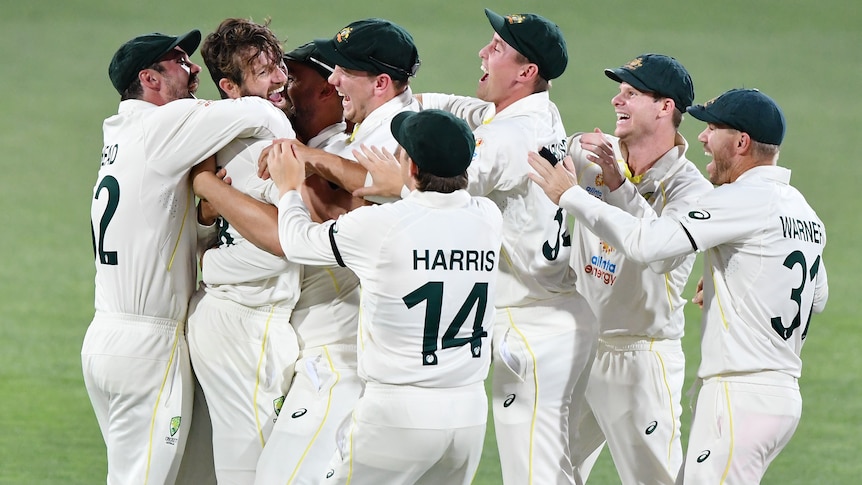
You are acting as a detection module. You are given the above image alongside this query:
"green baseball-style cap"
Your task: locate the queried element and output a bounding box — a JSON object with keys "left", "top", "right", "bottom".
{"left": 109, "top": 30, "right": 201, "bottom": 94}
{"left": 390, "top": 109, "right": 475, "bottom": 178}
{"left": 604, "top": 53, "right": 694, "bottom": 112}
{"left": 484, "top": 8, "right": 568, "bottom": 81}
{"left": 313, "top": 18, "right": 420, "bottom": 81}
{"left": 284, "top": 41, "right": 335, "bottom": 80}
{"left": 687, "top": 88, "right": 786, "bottom": 145}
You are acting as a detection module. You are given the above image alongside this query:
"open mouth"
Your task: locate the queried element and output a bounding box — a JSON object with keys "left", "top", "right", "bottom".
{"left": 268, "top": 86, "right": 285, "bottom": 106}
{"left": 615, "top": 112, "right": 630, "bottom": 124}
{"left": 479, "top": 65, "right": 489, "bottom": 83}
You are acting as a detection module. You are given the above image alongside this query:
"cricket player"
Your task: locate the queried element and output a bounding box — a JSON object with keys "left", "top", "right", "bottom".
{"left": 252, "top": 41, "right": 365, "bottom": 484}
{"left": 184, "top": 18, "right": 300, "bottom": 484}
{"left": 82, "top": 29, "right": 294, "bottom": 484}
{"left": 268, "top": 109, "right": 503, "bottom": 485}
{"left": 528, "top": 88, "right": 828, "bottom": 485}
{"left": 564, "top": 54, "right": 713, "bottom": 485}
{"left": 252, "top": 19, "right": 422, "bottom": 483}
{"left": 348, "top": 10, "right": 592, "bottom": 484}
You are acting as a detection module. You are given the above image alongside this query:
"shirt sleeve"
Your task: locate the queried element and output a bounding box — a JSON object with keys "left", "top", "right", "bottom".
{"left": 201, "top": 240, "right": 293, "bottom": 286}
{"left": 277, "top": 190, "right": 340, "bottom": 266}
{"left": 420, "top": 93, "right": 493, "bottom": 130}
{"left": 148, "top": 97, "right": 294, "bottom": 177}
{"left": 559, "top": 185, "right": 696, "bottom": 264}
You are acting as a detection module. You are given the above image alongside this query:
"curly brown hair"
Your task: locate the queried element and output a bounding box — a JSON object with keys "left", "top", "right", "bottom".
{"left": 200, "top": 18, "right": 284, "bottom": 99}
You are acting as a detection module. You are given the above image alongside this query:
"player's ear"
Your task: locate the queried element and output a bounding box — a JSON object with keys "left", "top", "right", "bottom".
{"left": 518, "top": 63, "right": 539, "bottom": 84}
{"left": 139, "top": 69, "right": 160, "bottom": 90}
{"left": 737, "top": 132, "right": 752, "bottom": 153}
{"left": 218, "top": 78, "right": 240, "bottom": 99}
{"left": 373, "top": 73, "right": 392, "bottom": 93}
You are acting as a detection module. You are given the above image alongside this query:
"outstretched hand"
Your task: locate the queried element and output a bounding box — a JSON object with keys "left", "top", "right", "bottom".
{"left": 268, "top": 139, "right": 305, "bottom": 193}
{"left": 580, "top": 128, "right": 624, "bottom": 191}
{"left": 351, "top": 144, "right": 404, "bottom": 198}
{"left": 527, "top": 151, "right": 578, "bottom": 205}
{"left": 349, "top": 144, "right": 404, "bottom": 198}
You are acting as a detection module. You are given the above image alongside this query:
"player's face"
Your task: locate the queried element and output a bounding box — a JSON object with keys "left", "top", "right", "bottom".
{"left": 611, "top": 82, "right": 663, "bottom": 143}
{"left": 238, "top": 50, "right": 288, "bottom": 109}
{"left": 156, "top": 47, "right": 201, "bottom": 101}
{"left": 328, "top": 66, "right": 377, "bottom": 124}
{"left": 698, "top": 123, "right": 739, "bottom": 185}
{"left": 477, "top": 33, "right": 526, "bottom": 106}
{"left": 285, "top": 62, "right": 325, "bottom": 125}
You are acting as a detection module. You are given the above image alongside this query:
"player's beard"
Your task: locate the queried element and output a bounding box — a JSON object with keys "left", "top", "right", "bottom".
{"left": 706, "top": 143, "right": 734, "bottom": 186}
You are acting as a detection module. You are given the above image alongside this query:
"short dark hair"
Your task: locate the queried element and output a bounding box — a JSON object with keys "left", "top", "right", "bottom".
{"left": 415, "top": 169, "right": 468, "bottom": 193}
{"left": 200, "top": 18, "right": 284, "bottom": 99}
{"left": 120, "top": 61, "right": 165, "bottom": 101}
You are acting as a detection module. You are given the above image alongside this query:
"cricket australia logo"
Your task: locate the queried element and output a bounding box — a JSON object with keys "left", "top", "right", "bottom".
{"left": 336, "top": 27, "right": 352, "bottom": 43}
{"left": 506, "top": 14, "right": 526, "bottom": 24}
{"left": 625, "top": 57, "right": 644, "bottom": 70}
{"left": 165, "top": 416, "right": 181, "bottom": 445}
{"left": 273, "top": 396, "right": 285, "bottom": 417}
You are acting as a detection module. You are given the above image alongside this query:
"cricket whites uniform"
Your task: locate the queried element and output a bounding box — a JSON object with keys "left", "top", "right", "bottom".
{"left": 276, "top": 188, "right": 503, "bottom": 484}
{"left": 557, "top": 165, "right": 828, "bottom": 485}
{"left": 255, "top": 92, "right": 419, "bottom": 484}
{"left": 82, "top": 96, "right": 289, "bottom": 485}
{"left": 565, "top": 134, "right": 712, "bottom": 485}
{"left": 186, "top": 107, "right": 301, "bottom": 484}
{"left": 423, "top": 92, "right": 594, "bottom": 485}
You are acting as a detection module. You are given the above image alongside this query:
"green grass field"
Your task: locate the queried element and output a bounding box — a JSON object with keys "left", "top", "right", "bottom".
{"left": 1, "top": 0, "right": 859, "bottom": 483}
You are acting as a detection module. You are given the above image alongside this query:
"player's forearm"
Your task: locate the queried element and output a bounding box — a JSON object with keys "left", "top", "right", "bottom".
{"left": 194, "top": 173, "right": 284, "bottom": 257}
{"left": 296, "top": 145, "right": 367, "bottom": 193}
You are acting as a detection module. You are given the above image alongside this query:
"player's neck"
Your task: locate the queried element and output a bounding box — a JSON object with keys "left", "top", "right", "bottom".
{"left": 622, "top": 132, "right": 677, "bottom": 177}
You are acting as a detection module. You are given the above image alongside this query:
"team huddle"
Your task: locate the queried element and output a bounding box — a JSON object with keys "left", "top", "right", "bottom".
{"left": 82, "top": 9, "right": 828, "bottom": 485}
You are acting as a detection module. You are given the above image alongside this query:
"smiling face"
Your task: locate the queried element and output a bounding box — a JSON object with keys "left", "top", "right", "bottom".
{"left": 698, "top": 123, "right": 740, "bottom": 185}
{"left": 236, "top": 48, "right": 288, "bottom": 109}
{"left": 610, "top": 82, "right": 665, "bottom": 144}
{"left": 155, "top": 47, "right": 202, "bottom": 101}
{"left": 476, "top": 33, "right": 529, "bottom": 109}
{"left": 327, "top": 65, "right": 379, "bottom": 124}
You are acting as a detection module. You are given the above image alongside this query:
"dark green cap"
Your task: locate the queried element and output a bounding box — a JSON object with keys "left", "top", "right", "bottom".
{"left": 484, "top": 9, "right": 568, "bottom": 81}
{"left": 687, "top": 88, "right": 786, "bottom": 145}
{"left": 108, "top": 30, "right": 201, "bottom": 94}
{"left": 391, "top": 110, "right": 475, "bottom": 178}
{"left": 605, "top": 53, "right": 694, "bottom": 111}
{"left": 284, "top": 42, "right": 335, "bottom": 80}
{"left": 313, "top": 18, "right": 420, "bottom": 81}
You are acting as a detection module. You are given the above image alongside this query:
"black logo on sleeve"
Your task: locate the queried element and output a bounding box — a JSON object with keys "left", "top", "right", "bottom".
{"left": 291, "top": 408, "right": 308, "bottom": 419}
{"left": 503, "top": 394, "right": 516, "bottom": 407}
{"left": 645, "top": 421, "right": 658, "bottom": 435}
{"left": 697, "top": 450, "right": 711, "bottom": 463}
{"left": 688, "top": 210, "right": 711, "bottom": 220}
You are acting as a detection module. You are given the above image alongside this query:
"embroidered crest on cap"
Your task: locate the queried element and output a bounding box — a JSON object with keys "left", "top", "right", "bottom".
{"left": 506, "top": 14, "right": 526, "bottom": 24}
{"left": 336, "top": 27, "right": 352, "bottom": 43}
{"left": 625, "top": 57, "right": 644, "bottom": 70}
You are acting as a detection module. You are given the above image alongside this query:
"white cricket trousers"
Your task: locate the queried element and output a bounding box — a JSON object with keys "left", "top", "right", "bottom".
{"left": 82, "top": 312, "right": 193, "bottom": 485}
{"left": 571, "top": 336, "right": 684, "bottom": 485}
{"left": 678, "top": 373, "right": 802, "bottom": 485}
{"left": 254, "top": 344, "right": 363, "bottom": 485}
{"left": 323, "top": 381, "right": 487, "bottom": 485}
{"left": 187, "top": 291, "right": 299, "bottom": 485}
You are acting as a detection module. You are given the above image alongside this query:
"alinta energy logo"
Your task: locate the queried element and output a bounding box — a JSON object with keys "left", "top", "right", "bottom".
{"left": 583, "top": 241, "right": 617, "bottom": 286}
{"left": 586, "top": 172, "right": 604, "bottom": 199}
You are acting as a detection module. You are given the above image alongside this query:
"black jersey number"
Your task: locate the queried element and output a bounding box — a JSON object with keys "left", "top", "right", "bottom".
{"left": 91, "top": 175, "right": 120, "bottom": 265}
{"left": 403, "top": 281, "right": 489, "bottom": 366}
{"left": 771, "top": 251, "right": 821, "bottom": 340}
{"left": 542, "top": 207, "right": 572, "bottom": 261}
